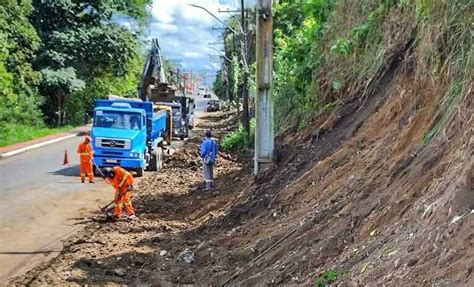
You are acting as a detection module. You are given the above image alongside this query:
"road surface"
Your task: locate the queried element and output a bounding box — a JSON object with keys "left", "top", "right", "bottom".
{"left": 0, "top": 94, "right": 212, "bottom": 283}
{"left": 0, "top": 136, "right": 111, "bottom": 283}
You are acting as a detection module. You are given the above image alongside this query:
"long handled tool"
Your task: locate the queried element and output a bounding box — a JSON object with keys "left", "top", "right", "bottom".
{"left": 90, "top": 158, "right": 115, "bottom": 212}
{"left": 100, "top": 200, "right": 114, "bottom": 212}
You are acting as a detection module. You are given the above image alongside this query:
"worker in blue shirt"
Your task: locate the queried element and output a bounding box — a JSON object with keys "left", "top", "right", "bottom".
{"left": 200, "top": 130, "right": 218, "bottom": 190}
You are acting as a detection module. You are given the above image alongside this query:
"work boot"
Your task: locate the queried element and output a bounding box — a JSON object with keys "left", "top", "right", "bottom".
{"left": 89, "top": 180, "right": 95, "bottom": 183}
{"left": 81, "top": 179, "right": 85, "bottom": 183}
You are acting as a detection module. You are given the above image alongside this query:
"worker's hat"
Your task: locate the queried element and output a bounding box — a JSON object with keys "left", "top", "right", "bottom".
{"left": 101, "top": 167, "right": 115, "bottom": 178}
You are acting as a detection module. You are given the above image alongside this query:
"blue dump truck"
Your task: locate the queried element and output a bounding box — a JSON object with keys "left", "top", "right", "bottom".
{"left": 91, "top": 99, "right": 169, "bottom": 177}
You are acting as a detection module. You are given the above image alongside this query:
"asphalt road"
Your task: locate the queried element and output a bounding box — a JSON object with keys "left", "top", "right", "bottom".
{"left": 0, "top": 93, "right": 213, "bottom": 283}
{"left": 0, "top": 135, "right": 111, "bottom": 283}
{"left": 0, "top": 135, "right": 91, "bottom": 197}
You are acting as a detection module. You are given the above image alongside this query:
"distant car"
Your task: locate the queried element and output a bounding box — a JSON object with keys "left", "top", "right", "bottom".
{"left": 197, "top": 87, "right": 206, "bottom": 96}
{"left": 206, "top": 100, "right": 220, "bottom": 112}
{"left": 203, "top": 93, "right": 211, "bottom": 98}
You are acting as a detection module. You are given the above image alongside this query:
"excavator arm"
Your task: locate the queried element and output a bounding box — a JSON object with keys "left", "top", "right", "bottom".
{"left": 139, "top": 39, "right": 167, "bottom": 101}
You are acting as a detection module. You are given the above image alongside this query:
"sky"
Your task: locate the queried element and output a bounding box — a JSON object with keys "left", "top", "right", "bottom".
{"left": 148, "top": 0, "right": 250, "bottom": 78}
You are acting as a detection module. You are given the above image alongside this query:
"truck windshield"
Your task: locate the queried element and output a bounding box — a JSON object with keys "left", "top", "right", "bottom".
{"left": 94, "top": 111, "right": 141, "bottom": 130}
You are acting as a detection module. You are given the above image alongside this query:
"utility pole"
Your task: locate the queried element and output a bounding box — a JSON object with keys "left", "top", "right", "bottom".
{"left": 255, "top": 0, "right": 274, "bottom": 175}
{"left": 241, "top": 0, "right": 250, "bottom": 142}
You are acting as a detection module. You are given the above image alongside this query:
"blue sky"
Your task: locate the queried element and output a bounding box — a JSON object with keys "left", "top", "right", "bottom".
{"left": 148, "top": 0, "right": 251, "bottom": 77}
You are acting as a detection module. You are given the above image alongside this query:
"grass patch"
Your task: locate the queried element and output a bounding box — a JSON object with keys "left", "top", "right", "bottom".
{"left": 422, "top": 79, "right": 465, "bottom": 144}
{"left": 315, "top": 270, "right": 338, "bottom": 287}
{"left": 221, "top": 118, "right": 256, "bottom": 151}
{"left": 0, "top": 123, "right": 72, "bottom": 147}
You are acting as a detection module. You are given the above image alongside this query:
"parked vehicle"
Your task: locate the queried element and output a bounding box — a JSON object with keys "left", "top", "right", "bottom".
{"left": 91, "top": 99, "right": 169, "bottom": 177}
{"left": 207, "top": 100, "right": 220, "bottom": 112}
{"left": 197, "top": 87, "right": 206, "bottom": 96}
{"left": 188, "top": 97, "right": 195, "bottom": 129}
{"left": 203, "top": 93, "right": 211, "bottom": 98}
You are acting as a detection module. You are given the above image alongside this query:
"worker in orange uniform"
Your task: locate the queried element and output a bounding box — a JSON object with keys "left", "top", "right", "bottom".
{"left": 77, "top": 136, "right": 94, "bottom": 183}
{"left": 101, "top": 166, "right": 137, "bottom": 220}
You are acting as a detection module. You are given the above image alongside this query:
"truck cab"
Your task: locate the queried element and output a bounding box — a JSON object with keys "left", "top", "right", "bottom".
{"left": 91, "top": 100, "right": 168, "bottom": 176}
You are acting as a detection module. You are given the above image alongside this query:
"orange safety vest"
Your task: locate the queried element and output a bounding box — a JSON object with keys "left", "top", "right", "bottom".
{"left": 77, "top": 142, "right": 93, "bottom": 163}
{"left": 111, "top": 166, "right": 134, "bottom": 190}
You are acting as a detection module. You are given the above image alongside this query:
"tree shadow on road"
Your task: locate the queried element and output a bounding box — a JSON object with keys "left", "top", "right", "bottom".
{"left": 50, "top": 165, "right": 80, "bottom": 177}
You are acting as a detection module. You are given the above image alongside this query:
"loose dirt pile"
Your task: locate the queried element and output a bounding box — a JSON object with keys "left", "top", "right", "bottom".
{"left": 11, "top": 67, "right": 473, "bottom": 285}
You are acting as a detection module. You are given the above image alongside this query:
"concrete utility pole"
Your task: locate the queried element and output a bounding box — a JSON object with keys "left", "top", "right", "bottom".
{"left": 255, "top": 0, "right": 274, "bottom": 175}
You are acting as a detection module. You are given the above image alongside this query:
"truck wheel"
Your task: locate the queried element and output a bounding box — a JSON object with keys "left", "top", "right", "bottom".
{"left": 93, "top": 165, "right": 100, "bottom": 176}
{"left": 149, "top": 148, "right": 163, "bottom": 171}
{"left": 149, "top": 151, "right": 157, "bottom": 171}
{"left": 180, "top": 135, "right": 185, "bottom": 140}
{"left": 185, "top": 126, "right": 189, "bottom": 138}
{"left": 136, "top": 167, "right": 144, "bottom": 177}
{"left": 156, "top": 147, "right": 163, "bottom": 171}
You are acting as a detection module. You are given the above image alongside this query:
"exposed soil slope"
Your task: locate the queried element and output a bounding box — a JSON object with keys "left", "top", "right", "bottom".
{"left": 11, "top": 62, "right": 472, "bottom": 285}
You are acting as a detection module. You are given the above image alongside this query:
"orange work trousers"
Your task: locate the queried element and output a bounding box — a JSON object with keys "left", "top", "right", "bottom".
{"left": 80, "top": 161, "right": 94, "bottom": 182}
{"left": 114, "top": 189, "right": 134, "bottom": 217}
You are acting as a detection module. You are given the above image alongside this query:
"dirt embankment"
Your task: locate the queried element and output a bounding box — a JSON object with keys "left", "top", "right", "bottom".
{"left": 11, "top": 66, "right": 473, "bottom": 285}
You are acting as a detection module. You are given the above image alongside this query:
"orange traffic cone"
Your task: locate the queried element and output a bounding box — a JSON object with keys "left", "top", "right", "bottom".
{"left": 63, "top": 149, "right": 69, "bottom": 165}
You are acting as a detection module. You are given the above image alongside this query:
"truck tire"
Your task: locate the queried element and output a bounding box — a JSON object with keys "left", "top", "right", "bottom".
{"left": 156, "top": 147, "right": 163, "bottom": 171}
{"left": 149, "top": 151, "right": 157, "bottom": 171}
{"left": 149, "top": 147, "right": 163, "bottom": 171}
{"left": 93, "top": 165, "right": 100, "bottom": 176}
{"left": 136, "top": 167, "right": 144, "bottom": 177}
{"left": 185, "top": 126, "right": 189, "bottom": 138}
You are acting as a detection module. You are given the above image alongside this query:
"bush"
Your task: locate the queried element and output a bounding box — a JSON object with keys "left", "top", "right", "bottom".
{"left": 221, "top": 118, "right": 256, "bottom": 151}
{"left": 315, "top": 270, "right": 338, "bottom": 287}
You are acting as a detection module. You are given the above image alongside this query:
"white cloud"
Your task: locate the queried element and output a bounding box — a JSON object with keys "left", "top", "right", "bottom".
{"left": 150, "top": 22, "right": 178, "bottom": 33}
{"left": 149, "top": 0, "right": 247, "bottom": 73}
{"left": 184, "top": 51, "right": 201, "bottom": 58}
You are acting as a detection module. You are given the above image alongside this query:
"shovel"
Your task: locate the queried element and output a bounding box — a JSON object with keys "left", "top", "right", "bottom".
{"left": 99, "top": 200, "right": 114, "bottom": 212}
{"left": 91, "top": 159, "right": 114, "bottom": 212}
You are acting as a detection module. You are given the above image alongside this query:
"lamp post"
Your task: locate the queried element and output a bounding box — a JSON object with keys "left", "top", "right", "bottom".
{"left": 187, "top": 4, "right": 241, "bottom": 35}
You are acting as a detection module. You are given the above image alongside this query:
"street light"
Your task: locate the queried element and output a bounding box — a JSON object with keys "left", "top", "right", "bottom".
{"left": 187, "top": 4, "right": 242, "bottom": 35}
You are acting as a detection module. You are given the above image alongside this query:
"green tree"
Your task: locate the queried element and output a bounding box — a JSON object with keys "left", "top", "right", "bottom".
{"left": 40, "top": 67, "right": 85, "bottom": 126}
{"left": 0, "top": 0, "right": 44, "bottom": 136}
{"left": 30, "top": 0, "right": 151, "bottom": 125}
{"left": 212, "top": 71, "right": 225, "bottom": 100}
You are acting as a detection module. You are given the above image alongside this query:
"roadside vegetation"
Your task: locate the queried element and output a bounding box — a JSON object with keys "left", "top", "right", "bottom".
{"left": 0, "top": 124, "right": 72, "bottom": 147}
{"left": 0, "top": 0, "right": 151, "bottom": 146}
{"left": 213, "top": 0, "right": 472, "bottom": 138}
{"left": 221, "top": 118, "right": 256, "bottom": 151}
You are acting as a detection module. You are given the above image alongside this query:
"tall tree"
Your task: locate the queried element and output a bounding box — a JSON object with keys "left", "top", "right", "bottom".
{"left": 30, "top": 0, "right": 151, "bottom": 125}
{"left": 0, "top": 0, "right": 44, "bottom": 132}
